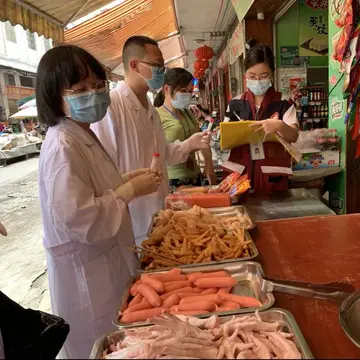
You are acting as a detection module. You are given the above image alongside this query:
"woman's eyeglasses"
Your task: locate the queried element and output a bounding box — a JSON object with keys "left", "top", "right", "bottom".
{"left": 63, "top": 80, "right": 111, "bottom": 95}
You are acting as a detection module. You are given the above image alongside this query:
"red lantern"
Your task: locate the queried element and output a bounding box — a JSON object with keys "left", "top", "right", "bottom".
{"left": 194, "top": 59, "right": 202, "bottom": 71}
{"left": 201, "top": 59, "right": 209, "bottom": 70}
{"left": 195, "top": 45, "right": 214, "bottom": 60}
{"left": 194, "top": 70, "right": 200, "bottom": 78}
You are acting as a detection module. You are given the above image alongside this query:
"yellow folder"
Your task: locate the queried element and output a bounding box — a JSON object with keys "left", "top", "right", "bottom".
{"left": 220, "top": 121, "right": 277, "bottom": 150}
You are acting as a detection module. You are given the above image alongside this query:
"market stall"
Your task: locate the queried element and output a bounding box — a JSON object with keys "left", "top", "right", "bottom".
{"left": 88, "top": 199, "right": 360, "bottom": 359}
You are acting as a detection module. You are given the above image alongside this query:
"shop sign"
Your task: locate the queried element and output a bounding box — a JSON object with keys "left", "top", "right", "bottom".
{"left": 5, "top": 86, "right": 35, "bottom": 100}
{"left": 217, "top": 44, "right": 229, "bottom": 69}
{"left": 229, "top": 22, "right": 245, "bottom": 65}
{"left": 305, "top": 0, "right": 328, "bottom": 10}
{"left": 279, "top": 47, "right": 309, "bottom": 67}
{"left": 299, "top": 0, "right": 328, "bottom": 57}
{"left": 331, "top": 98, "right": 344, "bottom": 120}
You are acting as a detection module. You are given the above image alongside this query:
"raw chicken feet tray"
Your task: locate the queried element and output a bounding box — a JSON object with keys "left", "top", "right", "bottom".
{"left": 90, "top": 309, "right": 314, "bottom": 359}
{"left": 116, "top": 261, "right": 275, "bottom": 328}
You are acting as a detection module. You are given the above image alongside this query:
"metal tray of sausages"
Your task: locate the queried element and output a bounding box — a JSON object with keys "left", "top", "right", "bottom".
{"left": 139, "top": 230, "right": 259, "bottom": 273}
{"left": 91, "top": 308, "right": 314, "bottom": 359}
{"left": 116, "top": 261, "right": 274, "bottom": 328}
{"left": 146, "top": 205, "right": 255, "bottom": 237}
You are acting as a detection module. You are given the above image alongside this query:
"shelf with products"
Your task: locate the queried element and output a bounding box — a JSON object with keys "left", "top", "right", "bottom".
{"left": 294, "top": 85, "right": 328, "bottom": 131}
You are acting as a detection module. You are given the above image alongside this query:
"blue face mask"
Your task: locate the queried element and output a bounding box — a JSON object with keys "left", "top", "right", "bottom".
{"left": 247, "top": 79, "right": 272, "bottom": 96}
{"left": 139, "top": 65, "right": 165, "bottom": 90}
{"left": 64, "top": 89, "right": 111, "bottom": 124}
{"left": 171, "top": 93, "right": 192, "bottom": 109}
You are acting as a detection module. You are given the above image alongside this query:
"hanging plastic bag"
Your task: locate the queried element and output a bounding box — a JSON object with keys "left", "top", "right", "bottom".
{"left": 0, "top": 291, "right": 69, "bottom": 360}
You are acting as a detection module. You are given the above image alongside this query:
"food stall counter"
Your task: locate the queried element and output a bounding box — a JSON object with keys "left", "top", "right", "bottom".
{"left": 252, "top": 214, "right": 360, "bottom": 358}
{"left": 243, "top": 189, "right": 335, "bottom": 222}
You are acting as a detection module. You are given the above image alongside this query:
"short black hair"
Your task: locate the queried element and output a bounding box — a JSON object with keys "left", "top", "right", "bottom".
{"left": 36, "top": 45, "right": 106, "bottom": 127}
{"left": 153, "top": 68, "right": 193, "bottom": 108}
{"left": 244, "top": 44, "right": 275, "bottom": 73}
{"left": 122, "top": 35, "right": 158, "bottom": 72}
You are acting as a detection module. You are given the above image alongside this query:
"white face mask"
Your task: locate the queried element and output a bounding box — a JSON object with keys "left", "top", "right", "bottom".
{"left": 247, "top": 79, "right": 272, "bottom": 96}
{"left": 171, "top": 93, "right": 192, "bottom": 109}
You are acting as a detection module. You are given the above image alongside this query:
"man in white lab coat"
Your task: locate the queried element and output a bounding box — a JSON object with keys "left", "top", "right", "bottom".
{"left": 92, "top": 36, "right": 210, "bottom": 244}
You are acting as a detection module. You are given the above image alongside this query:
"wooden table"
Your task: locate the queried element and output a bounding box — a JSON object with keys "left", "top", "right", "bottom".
{"left": 251, "top": 214, "right": 360, "bottom": 359}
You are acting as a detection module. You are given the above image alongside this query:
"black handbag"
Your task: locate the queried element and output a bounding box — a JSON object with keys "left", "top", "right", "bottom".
{"left": 0, "top": 291, "right": 69, "bottom": 360}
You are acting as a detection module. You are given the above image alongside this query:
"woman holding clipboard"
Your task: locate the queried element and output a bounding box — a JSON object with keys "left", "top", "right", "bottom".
{"left": 224, "top": 44, "right": 299, "bottom": 192}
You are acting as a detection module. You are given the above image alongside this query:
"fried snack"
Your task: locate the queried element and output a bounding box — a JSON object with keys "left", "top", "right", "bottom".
{"left": 141, "top": 205, "right": 252, "bottom": 270}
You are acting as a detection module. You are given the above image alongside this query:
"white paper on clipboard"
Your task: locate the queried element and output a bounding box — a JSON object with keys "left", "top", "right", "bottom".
{"left": 221, "top": 160, "right": 245, "bottom": 174}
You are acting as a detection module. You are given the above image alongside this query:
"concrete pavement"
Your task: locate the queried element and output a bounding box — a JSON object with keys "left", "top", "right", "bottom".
{"left": 0, "top": 157, "right": 50, "bottom": 312}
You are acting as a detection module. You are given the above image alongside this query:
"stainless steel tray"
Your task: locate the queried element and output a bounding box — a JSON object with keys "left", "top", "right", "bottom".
{"left": 91, "top": 308, "right": 313, "bottom": 359}
{"left": 139, "top": 230, "right": 259, "bottom": 273}
{"left": 146, "top": 205, "right": 255, "bottom": 237}
{"left": 207, "top": 205, "right": 255, "bottom": 230}
{"left": 116, "top": 261, "right": 274, "bottom": 328}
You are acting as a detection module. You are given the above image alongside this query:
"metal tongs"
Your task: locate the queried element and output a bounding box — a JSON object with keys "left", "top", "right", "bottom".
{"left": 261, "top": 277, "right": 355, "bottom": 303}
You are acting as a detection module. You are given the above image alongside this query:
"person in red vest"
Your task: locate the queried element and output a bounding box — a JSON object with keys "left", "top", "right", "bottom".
{"left": 224, "top": 44, "right": 299, "bottom": 192}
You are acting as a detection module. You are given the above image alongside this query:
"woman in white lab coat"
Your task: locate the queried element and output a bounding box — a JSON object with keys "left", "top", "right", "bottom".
{"left": 36, "top": 45, "right": 161, "bottom": 359}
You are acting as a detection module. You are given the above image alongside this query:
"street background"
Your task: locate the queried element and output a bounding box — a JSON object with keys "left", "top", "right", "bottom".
{"left": 0, "top": 157, "right": 50, "bottom": 312}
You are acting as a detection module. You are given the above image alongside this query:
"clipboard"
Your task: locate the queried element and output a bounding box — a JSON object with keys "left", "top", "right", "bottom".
{"left": 220, "top": 121, "right": 277, "bottom": 150}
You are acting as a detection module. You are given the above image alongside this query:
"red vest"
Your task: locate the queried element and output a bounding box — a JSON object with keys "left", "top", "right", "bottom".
{"left": 224, "top": 88, "right": 292, "bottom": 193}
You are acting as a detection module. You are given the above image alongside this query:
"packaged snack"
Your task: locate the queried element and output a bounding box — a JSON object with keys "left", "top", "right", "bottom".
{"left": 218, "top": 172, "right": 241, "bottom": 193}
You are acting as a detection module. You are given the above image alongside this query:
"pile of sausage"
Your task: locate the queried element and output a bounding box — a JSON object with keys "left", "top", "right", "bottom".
{"left": 119, "top": 268, "right": 262, "bottom": 324}
{"left": 103, "top": 312, "right": 302, "bottom": 359}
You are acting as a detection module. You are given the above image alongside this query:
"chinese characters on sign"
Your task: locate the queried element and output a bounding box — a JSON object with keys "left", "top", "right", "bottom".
{"left": 309, "top": 16, "right": 328, "bottom": 35}
{"left": 331, "top": 98, "right": 344, "bottom": 120}
{"left": 229, "top": 22, "right": 245, "bottom": 65}
{"left": 305, "top": 0, "right": 328, "bottom": 10}
{"left": 299, "top": 0, "right": 328, "bottom": 57}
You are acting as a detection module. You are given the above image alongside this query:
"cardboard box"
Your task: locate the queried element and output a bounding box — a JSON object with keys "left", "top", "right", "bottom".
{"left": 293, "top": 151, "right": 340, "bottom": 170}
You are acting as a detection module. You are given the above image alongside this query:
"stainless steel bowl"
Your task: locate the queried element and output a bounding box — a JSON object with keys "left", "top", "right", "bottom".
{"left": 339, "top": 291, "right": 360, "bottom": 348}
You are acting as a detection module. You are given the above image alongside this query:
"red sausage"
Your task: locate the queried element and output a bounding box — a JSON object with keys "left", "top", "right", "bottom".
{"left": 123, "top": 300, "right": 152, "bottom": 314}
{"left": 219, "top": 293, "right": 262, "bottom": 308}
{"left": 162, "top": 294, "right": 180, "bottom": 308}
{"left": 163, "top": 281, "right": 192, "bottom": 293}
{"left": 137, "top": 284, "right": 162, "bottom": 307}
{"left": 218, "top": 287, "right": 232, "bottom": 294}
{"left": 195, "top": 277, "right": 237, "bottom": 289}
{"left": 180, "top": 294, "right": 222, "bottom": 305}
{"left": 120, "top": 307, "right": 167, "bottom": 323}
{"left": 201, "top": 288, "right": 218, "bottom": 295}
{"left": 141, "top": 274, "right": 164, "bottom": 294}
{"left": 128, "top": 293, "right": 143, "bottom": 308}
{"left": 130, "top": 283, "right": 139, "bottom": 297}
{"left": 187, "top": 270, "right": 230, "bottom": 283}
{"left": 170, "top": 310, "right": 210, "bottom": 316}
{"left": 171, "top": 300, "right": 216, "bottom": 312}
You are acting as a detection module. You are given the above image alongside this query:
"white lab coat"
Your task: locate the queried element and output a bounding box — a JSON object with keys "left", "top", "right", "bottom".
{"left": 39, "top": 119, "right": 137, "bottom": 359}
{"left": 92, "top": 81, "right": 190, "bottom": 244}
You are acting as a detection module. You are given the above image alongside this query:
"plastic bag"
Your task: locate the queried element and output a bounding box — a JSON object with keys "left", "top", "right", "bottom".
{"left": 0, "top": 291, "right": 69, "bottom": 360}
